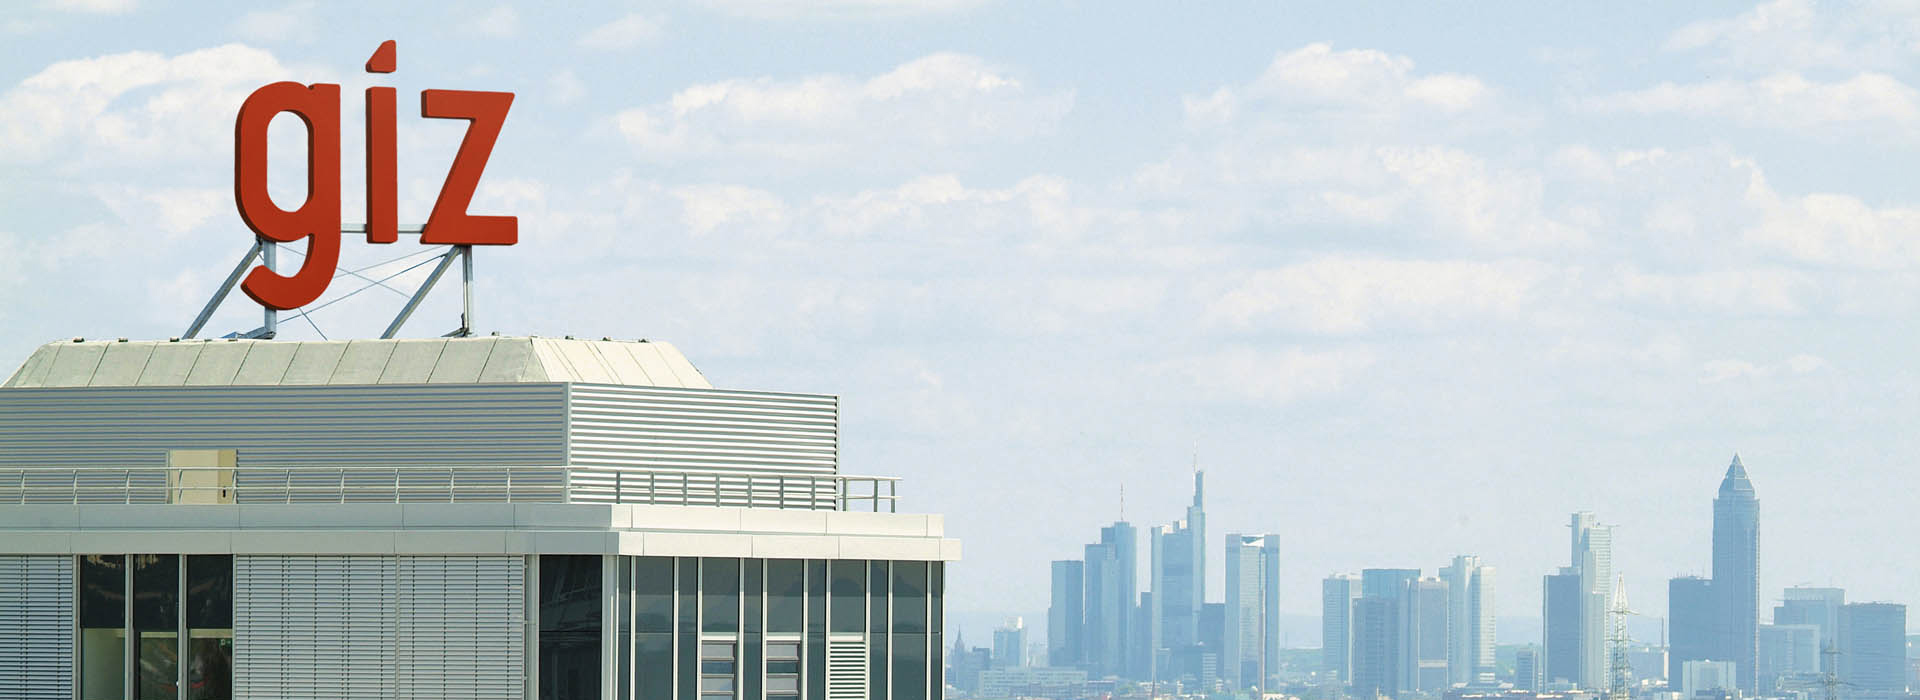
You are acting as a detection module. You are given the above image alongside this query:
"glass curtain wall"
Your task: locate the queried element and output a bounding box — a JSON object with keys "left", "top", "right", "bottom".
{"left": 77, "top": 554, "right": 233, "bottom": 700}
{"left": 539, "top": 555, "right": 602, "bottom": 700}
{"left": 612, "top": 557, "right": 942, "bottom": 700}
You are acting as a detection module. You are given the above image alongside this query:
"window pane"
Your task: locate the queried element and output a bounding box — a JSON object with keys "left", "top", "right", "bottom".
{"left": 138, "top": 631, "right": 178, "bottom": 700}
{"left": 620, "top": 558, "right": 632, "bottom": 700}
{"left": 743, "top": 633, "right": 762, "bottom": 700}
{"left": 186, "top": 555, "right": 233, "bottom": 700}
{"left": 805, "top": 561, "right": 825, "bottom": 636}
{"left": 635, "top": 557, "right": 674, "bottom": 634}
{"left": 636, "top": 633, "right": 672, "bottom": 700}
{"left": 677, "top": 558, "right": 697, "bottom": 636}
{"left": 540, "top": 555, "right": 602, "bottom": 700}
{"left": 768, "top": 660, "right": 800, "bottom": 675}
{"left": 700, "top": 643, "right": 734, "bottom": 660}
{"left": 766, "top": 642, "right": 800, "bottom": 660}
{"left": 869, "top": 562, "right": 889, "bottom": 635}
{"left": 133, "top": 554, "right": 178, "bottom": 631}
{"left": 930, "top": 632, "right": 943, "bottom": 700}
{"left": 701, "top": 559, "right": 740, "bottom": 634}
{"left": 743, "top": 561, "right": 763, "bottom": 635}
{"left": 765, "top": 560, "right": 803, "bottom": 634}
{"left": 893, "top": 633, "right": 928, "bottom": 700}
{"left": 892, "top": 561, "right": 927, "bottom": 635}
{"left": 930, "top": 563, "right": 943, "bottom": 633}
{"left": 79, "top": 555, "right": 125, "bottom": 700}
{"left": 871, "top": 632, "right": 889, "bottom": 700}
{"left": 829, "top": 561, "right": 865, "bottom": 634}
{"left": 186, "top": 633, "right": 232, "bottom": 700}
{"left": 700, "top": 677, "right": 735, "bottom": 692}
{"left": 679, "top": 629, "right": 698, "bottom": 700}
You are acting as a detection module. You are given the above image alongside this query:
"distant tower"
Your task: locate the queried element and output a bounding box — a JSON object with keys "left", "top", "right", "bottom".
{"left": 1442, "top": 555, "right": 1496, "bottom": 684}
{"left": 1149, "top": 470, "right": 1206, "bottom": 678}
{"left": 1323, "top": 574, "right": 1361, "bottom": 684}
{"left": 1571, "top": 512, "right": 1614, "bottom": 690}
{"left": 1224, "top": 533, "right": 1280, "bottom": 693}
{"left": 1713, "top": 455, "right": 1760, "bottom": 691}
{"left": 1083, "top": 522, "right": 1138, "bottom": 678}
{"left": 1669, "top": 576, "right": 1714, "bottom": 683}
{"left": 1049, "top": 560, "right": 1085, "bottom": 667}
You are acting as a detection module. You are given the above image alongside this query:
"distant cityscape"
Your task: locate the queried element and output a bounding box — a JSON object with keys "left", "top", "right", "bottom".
{"left": 945, "top": 457, "right": 1913, "bottom": 700}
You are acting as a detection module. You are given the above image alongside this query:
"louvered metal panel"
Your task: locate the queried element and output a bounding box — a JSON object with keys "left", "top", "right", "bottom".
{"left": 398, "top": 557, "right": 526, "bottom": 700}
{"left": 0, "top": 556, "right": 73, "bottom": 700}
{"left": 567, "top": 385, "right": 838, "bottom": 476}
{"left": 235, "top": 556, "right": 399, "bottom": 698}
{"left": 0, "top": 384, "right": 568, "bottom": 469}
{"left": 828, "top": 638, "right": 870, "bottom": 700}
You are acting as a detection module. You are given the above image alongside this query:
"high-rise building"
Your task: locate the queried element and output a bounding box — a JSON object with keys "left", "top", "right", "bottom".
{"left": 1544, "top": 568, "right": 1584, "bottom": 687}
{"left": 1150, "top": 471, "right": 1206, "bottom": 679}
{"left": 1083, "top": 521, "right": 1137, "bottom": 678}
{"left": 1776, "top": 587, "right": 1845, "bottom": 673}
{"left": 1671, "top": 576, "right": 1716, "bottom": 685}
{"left": 1515, "top": 648, "right": 1541, "bottom": 691}
{"left": 1402, "top": 577, "right": 1451, "bottom": 693}
{"left": 1571, "top": 511, "right": 1614, "bottom": 691}
{"left": 1712, "top": 456, "right": 1760, "bottom": 692}
{"left": 1050, "top": 560, "right": 1085, "bottom": 667}
{"left": 996, "top": 617, "right": 1029, "bottom": 667}
{"left": 1324, "top": 574, "right": 1361, "bottom": 684}
{"left": 1353, "top": 568, "right": 1420, "bottom": 697}
{"left": 1839, "top": 603, "right": 1907, "bottom": 694}
{"left": 1683, "top": 660, "right": 1739, "bottom": 700}
{"left": 1224, "top": 533, "right": 1280, "bottom": 693}
{"left": 1759, "top": 624, "right": 1820, "bottom": 692}
{"left": 1442, "top": 555, "right": 1496, "bottom": 684}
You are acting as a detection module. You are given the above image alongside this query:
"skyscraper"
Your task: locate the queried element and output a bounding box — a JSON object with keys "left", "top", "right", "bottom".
{"left": 996, "top": 617, "right": 1029, "bottom": 667}
{"left": 1354, "top": 568, "right": 1421, "bottom": 697}
{"left": 1544, "top": 569, "right": 1584, "bottom": 687}
{"left": 1050, "top": 560, "right": 1085, "bottom": 667}
{"left": 1758, "top": 624, "right": 1820, "bottom": 692}
{"left": 1083, "top": 521, "right": 1137, "bottom": 678}
{"left": 1571, "top": 511, "right": 1614, "bottom": 691}
{"left": 1839, "top": 603, "right": 1907, "bottom": 694}
{"left": 1324, "top": 574, "right": 1361, "bottom": 684}
{"left": 1442, "top": 555, "right": 1496, "bottom": 684}
{"left": 1712, "top": 456, "right": 1759, "bottom": 692}
{"left": 1515, "top": 648, "right": 1540, "bottom": 691}
{"left": 1776, "top": 587, "right": 1844, "bottom": 673}
{"left": 1150, "top": 471, "right": 1206, "bottom": 678}
{"left": 1402, "top": 577, "right": 1451, "bottom": 693}
{"left": 1224, "top": 533, "right": 1280, "bottom": 693}
{"left": 1670, "top": 576, "right": 1715, "bottom": 685}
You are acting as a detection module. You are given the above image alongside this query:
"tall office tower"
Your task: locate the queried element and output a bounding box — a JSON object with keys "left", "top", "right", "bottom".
{"left": 1544, "top": 569, "right": 1585, "bottom": 687}
{"left": 1758, "top": 624, "right": 1820, "bottom": 692}
{"left": 995, "top": 617, "right": 1029, "bottom": 667}
{"left": 1776, "top": 587, "right": 1845, "bottom": 673}
{"left": 1324, "top": 574, "right": 1362, "bottom": 683}
{"left": 1683, "top": 660, "right": 1739, "bottom": 699}
{"left": 1515, "top": 648, "right": 1540, "bottom": 691}
{"left": 1150, "top": 471, "right": 1206, "bottom": 677}
{"left": 1353, "top": 569, "right": 1421, "bottom": 697}
{"left": 1712, "top": 456, "right": 1760, "bottom": 692}
{"left": 1571, "top": 511, "right": 1614, "bottom": 691}
{"left": 1670, "top": 576, "right": 1716, "bottom": 685}
{"left": 1401, "top": 577, "right": 1451, "bottom": 693}
{"left": 1133, "top": 593, "right": 1154, "bottom": 680}
{"left": 1050, "top": 560, "right": 1085, "bottom": 667}
{"left": 1442, "top": 555, "right": 1496, "bottom": 684}
{"left": 1839, "top": 603, "right": 1907, "bottom": 693}
{"left": 1224, "top": 534, "right": 1281, "bottom": 692}
{"left": 1083, "top": 522, "right": 1137, "bottom": 678}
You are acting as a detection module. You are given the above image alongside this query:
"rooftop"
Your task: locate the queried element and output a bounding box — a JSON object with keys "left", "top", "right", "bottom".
{"left": 2, "top": 336, "right": 712, "bottom": 389}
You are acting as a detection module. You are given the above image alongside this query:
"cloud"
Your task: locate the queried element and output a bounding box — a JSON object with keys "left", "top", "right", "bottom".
{"left": 0, "top": 44, "right": 297, "bottom": 164}
{"left": 1602, "top": 266, "right": 1815, "bottom": 317}
{"left": 1700, "top": 353, "right": 1829, "bottom": 384}
{"left": 614, "top": 53, "right": 1072, "bottom": 166}
{"left": 1586, "top": 72, "right": 1920, "bottom": 131}
{"left": 1204, "top": 257, "right": 1555, "bottom": 335}
{"left": 1183, "top": 43, "right": 1494, "bottom": 130}
{"left": 46, "top": 0, "right": 135, "bottom": 14}
{"left": 550, "top": 69, "right": 586, "bottom": 104}
{"left": 578, "top": 13, "right": 663, "bottom": 50}
{"left": 698, "top": 0, "right": 987, "bottom": 20}
{"left": 1740, "top": 164, "right": 1920, "bottom": 269}
{"left": 460, "top": 5, "right": 518, "bottom": 38}
{"left": 1154, "top": 345, "right": 1375, "bottom": 404}
{"left": 232, "top": 2, "right": 315, "bottom": 43}
{"left": 1666, "top": 0, "right": 1919, "bottom": 71}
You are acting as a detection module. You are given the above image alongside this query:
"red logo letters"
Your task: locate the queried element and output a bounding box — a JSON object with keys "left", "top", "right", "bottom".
{"left": 234, "top": 41, "right": 516, "bottom": 311}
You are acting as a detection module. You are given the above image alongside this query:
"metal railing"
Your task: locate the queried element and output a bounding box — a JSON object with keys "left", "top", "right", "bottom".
{"left": 0, "top": 466, "right": 901, "bottom": 512}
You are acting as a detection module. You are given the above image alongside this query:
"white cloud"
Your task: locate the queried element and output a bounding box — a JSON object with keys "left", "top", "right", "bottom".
{"left": 1205, "top": 257, "right": 1554, "bottom": 335}
{"left": 578, "top": 13, "right": 663, "bottom": 50}
{"left": 1184, "top": 43, "right": 1493, "bottom": 129}
{"left": 46, "top": 0, "right": 135, "bottom": 14}
{"left": 461, "top": 5, "right": 518, "bottom": 38}
{"left": 232, "top": 2, "right": 315, "bottom": 43}
{"left": 1701, "top": 353, "right": 1829, "bottom": 384}
{"left": 1602, "top": 266, "right": 1814, "bottom": 316}
{"left": 1741, "top": 165, "right": 1920, "bottom": 269}
{"left": 1666, "top": 0, "right": 1919, "bottom": 71}
{"left": 1154, "top": 345, "right": 1375, "bottom": 404}
{"left": 614, "top": 53, "right": 1072, "bottom": 165}
{"left": 1587, "top": 72, "right": 1920, "bottom": 130}
{"left": 699, "top": 0, "right": 987, "bottom": 20}
{"left": 550, "top": 70, "right": 586, "bottom": 104}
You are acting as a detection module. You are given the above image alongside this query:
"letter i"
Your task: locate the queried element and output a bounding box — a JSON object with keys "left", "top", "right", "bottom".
{"left": 365, "top": 40, "right": 398, "bottom": 244}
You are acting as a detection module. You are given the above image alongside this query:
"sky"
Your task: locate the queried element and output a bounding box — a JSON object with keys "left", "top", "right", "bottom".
{"left": 6, "top": 0, "right": 1920, "bottom": 643}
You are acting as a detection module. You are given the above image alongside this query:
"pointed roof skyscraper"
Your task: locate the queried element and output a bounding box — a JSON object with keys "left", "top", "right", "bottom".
{"left": 1720, "top": 454, "right": 1755, "bottom": 497}
{"left": 1712, "top": 453, "right": 1760, "bottom": 692}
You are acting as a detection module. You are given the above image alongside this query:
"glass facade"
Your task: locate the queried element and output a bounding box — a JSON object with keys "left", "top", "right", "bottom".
{"left": 612, "top": 556, "right": 944, "bottom": 700}
{"left": 540, "top": 555, "right": 602, "bottom": 700}
{"left": 77, "top": 555, "right": 233, "bottom": 700}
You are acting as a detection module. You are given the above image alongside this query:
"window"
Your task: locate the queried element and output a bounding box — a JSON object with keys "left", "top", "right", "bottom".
{"left": 78, "top": 554, "right": 233, "bottom": 700}
{"left": 765, "top": 640, "right": 801, "bottom": 700}
{"left": 184, "top": 555, "right": 231, "bottom": 700}
{"left": 132, "top": 554, "right": 177, "bottom": 700}
{"left": 701, "top": 559, "right": 740, "bottom": 634}
{"left": 829, "top": 561, "right": 865, "bottom": 634}
{"left": 699, "top": 642, "right": 736, "bottom": 698}
{"left": 892, "top": 561, "right": 928, "bottom": 635}
{"left": 79, "top": 555, "right": 124, "bottom": 700}
{"left": 539, "top": 555, "right": 601, "bottom": 700}
{"left": 765, "top": 560, "right": 804, "bottom": 634}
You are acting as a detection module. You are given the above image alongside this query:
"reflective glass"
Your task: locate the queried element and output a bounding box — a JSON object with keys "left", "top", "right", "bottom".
{"left": 635, "top": 557, "right": 674, "bottom": 633}
{"left": 892, "top": 561, "right": 927, "bottom": 635}
{"left": 185, "top": 555, "right": 232, "bottom": 700}
{"left": 701, "top": 559, "right": 740, "bottom": 633}
{"left": 871, "top": 632, "right": 889, "bottom": 700}
{"left": 635, "top": 633, "right": 672, "bottom": 700}
{"left": 619, "top": 558, "right": 632, "bottom": 700}
{"left": 829, "top": 561, "right": 865, "bottom": 634}
{"left": 765, "top": 560, "right": 804, "bottom": 633}
{"left": 805, "top": 560, "right": 825, "bottom": 635}
{"left": 869, "top": 561, "right": 889, "bottom": 635}
{"left": 79, "top": 555, "right": 125, "bottom": 700}
{"left": 133, "top": 554, "right": 179, "bottom": 700}
{"left": 539, "top": 555, "right": 602, "bottom": 700}
{"left": 677, "top": 557, "right": 697, "bottom": 636}
{"left": 743, "top": 561, "right": 763, "bottom": 635}
{"left": 893, "top": 633, "right": 928, "bottom": 700}
{"left": 930, "top": 562, "right": 943, "bottom": 633}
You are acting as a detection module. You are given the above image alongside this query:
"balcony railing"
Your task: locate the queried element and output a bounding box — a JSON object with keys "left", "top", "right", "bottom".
{"left": 0, "top": 466, "right": 901, "bottom": 512}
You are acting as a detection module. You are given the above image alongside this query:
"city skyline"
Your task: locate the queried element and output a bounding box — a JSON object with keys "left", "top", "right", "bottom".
{"left": 12, "top": 0, "right": 1920, "bottom": 638}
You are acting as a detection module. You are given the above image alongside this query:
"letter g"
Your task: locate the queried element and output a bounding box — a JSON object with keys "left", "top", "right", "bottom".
{"left": 234, "top": 81, "right": 342, "bottom": 311}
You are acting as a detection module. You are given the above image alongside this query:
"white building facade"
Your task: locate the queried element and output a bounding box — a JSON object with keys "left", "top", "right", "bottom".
{"left": 0, "top": 336, "right": 959, "bottom": 700}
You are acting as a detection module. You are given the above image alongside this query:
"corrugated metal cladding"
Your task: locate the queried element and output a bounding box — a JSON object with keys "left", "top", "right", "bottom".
{"left": 0, "top": 384, "right": 568, "bottom": 469}
{"left": 237, "top": 556, "right": 526, "bottom": 700}
{"left": 568, "top": 384, "right": 839, "bottom": 476}
{"left": 0, "top": 556, "right": 73, "bottom": 700}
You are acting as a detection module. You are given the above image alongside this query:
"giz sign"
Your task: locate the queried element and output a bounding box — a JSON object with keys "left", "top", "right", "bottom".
{"left": 234, "top": 41, "right": 516, "bottom": 311}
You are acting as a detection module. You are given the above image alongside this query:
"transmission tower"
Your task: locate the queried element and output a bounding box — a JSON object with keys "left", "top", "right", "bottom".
{"left": 1607, "top": 575, "right": 1637, "bottom": 700}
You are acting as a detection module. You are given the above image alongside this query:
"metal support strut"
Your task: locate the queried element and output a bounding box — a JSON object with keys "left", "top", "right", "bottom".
{"left": 186, "top": 226, "right": 476, "bottom": 340}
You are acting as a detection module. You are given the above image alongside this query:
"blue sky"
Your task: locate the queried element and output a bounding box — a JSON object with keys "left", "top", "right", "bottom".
{"left": 6, "top": 0, "right": 1920, "bottom": 637}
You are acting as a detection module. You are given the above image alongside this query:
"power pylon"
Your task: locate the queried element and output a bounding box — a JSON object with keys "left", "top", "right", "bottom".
{"left": 1608, "top": 575, "right": 1639, "bottom": 700}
